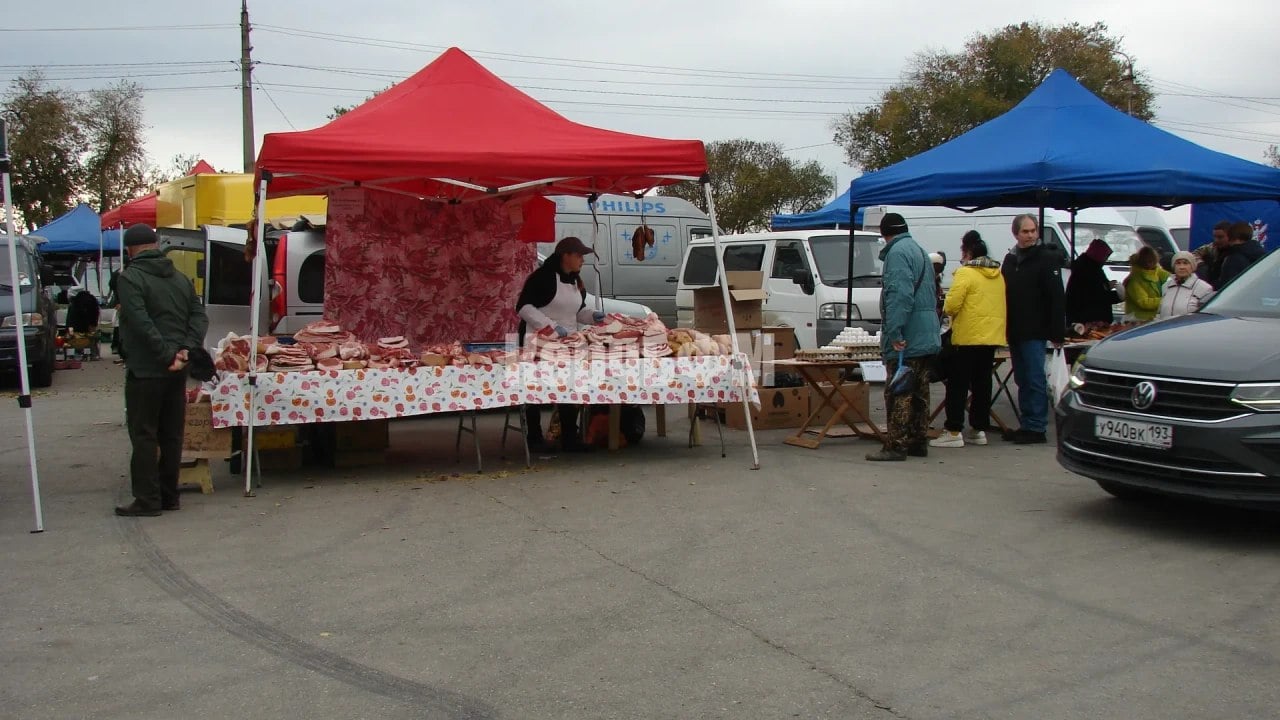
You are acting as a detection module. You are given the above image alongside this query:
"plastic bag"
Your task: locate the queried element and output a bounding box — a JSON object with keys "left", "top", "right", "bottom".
{"left": 1047, "top": 348, "right": 1070, "bottom": 404}
{"left": 888, "top": 349, "right": 915, "bottom": 396}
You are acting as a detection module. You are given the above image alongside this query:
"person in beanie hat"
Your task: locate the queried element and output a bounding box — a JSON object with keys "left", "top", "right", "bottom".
{"left": 1065, "top": 238, "right": 1121, "bottom": 326}
{"left": 1158, "top": 251, "right": 1214, "bottom": 318}
{"left": 867, "top": 213, "right": 941, "bottom": 461}
{"left": 114, "top": 224, "right": 208, "bottom": 517}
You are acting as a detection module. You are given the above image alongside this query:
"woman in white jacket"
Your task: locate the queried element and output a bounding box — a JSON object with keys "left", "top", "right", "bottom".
{"left": 1158, "top": 251, "right": 1214, "bottom": 319}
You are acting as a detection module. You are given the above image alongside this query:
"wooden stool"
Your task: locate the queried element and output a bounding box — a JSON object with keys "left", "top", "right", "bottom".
{"left": 179, "top": 457, "right": 215, "bottom": 494}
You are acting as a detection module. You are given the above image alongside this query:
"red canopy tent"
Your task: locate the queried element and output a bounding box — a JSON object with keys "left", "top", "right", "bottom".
{"left": 244, "top": 48, "right": 757, "bottom": 488}
{"left": 100, "top": 192, "right": 157, "bottom": 229}
{"left": 255, "top": 47, "right": 707, "bottom": 201}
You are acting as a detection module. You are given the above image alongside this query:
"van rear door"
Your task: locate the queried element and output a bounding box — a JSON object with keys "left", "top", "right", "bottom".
{"left": 609, "top": 218, "right": 683, "bottom": 324}
{"left": 159, "top": 226, "right": 269, "bottom": 349}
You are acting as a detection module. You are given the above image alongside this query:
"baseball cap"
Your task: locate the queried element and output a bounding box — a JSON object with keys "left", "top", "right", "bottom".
{"left": 555, "top": 236, "right": 596, "bottom": 256}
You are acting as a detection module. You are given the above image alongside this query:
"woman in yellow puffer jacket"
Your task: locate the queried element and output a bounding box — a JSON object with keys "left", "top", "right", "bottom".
{"left": 931, "top": 231, "right": 1007, "bottom": 448}
{"left": 1123, "top": 246, "right": 1170, "bottom": 322}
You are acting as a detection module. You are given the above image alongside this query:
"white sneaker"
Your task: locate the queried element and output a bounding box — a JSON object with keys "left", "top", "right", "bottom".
{"left": 965, "top": 429, "right": 989, "bottom": 446}
{"left": 930, "top": 431, "right": 964, "bottom": 448}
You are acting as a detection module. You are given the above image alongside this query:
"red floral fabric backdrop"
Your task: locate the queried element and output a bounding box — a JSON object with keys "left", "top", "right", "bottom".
{"left": 324, "top": 188, "right": 535, "bottom": 346}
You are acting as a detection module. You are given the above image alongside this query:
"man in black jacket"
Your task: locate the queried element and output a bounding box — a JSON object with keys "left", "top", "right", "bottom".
{"left": 1064, "top": 238, "right": 1120, "bottom": 326}
{"left": 1001, "top": 214, "right": 1065, "bottom": 445}
{"left": 1217, "top": 220, "right": 1267, "bottom": 287}
{"left": 114, "top": 225, "right": 208, "bottom": 517}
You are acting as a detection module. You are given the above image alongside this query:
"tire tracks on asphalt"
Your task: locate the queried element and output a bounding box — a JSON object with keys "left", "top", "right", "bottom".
{"left": 466, "top": 480, "right": 912, "bottom": 719}
{"left": 114, "top": 512, "right": 497, "bottom": 719}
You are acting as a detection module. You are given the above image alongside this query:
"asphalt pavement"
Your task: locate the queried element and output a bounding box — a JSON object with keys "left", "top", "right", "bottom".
{"left": 2, "top": 355, "right": 1278, "bottom": 720}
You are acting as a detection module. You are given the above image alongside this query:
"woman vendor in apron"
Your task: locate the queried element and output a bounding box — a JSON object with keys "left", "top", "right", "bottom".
{"left": 516, "top": 236, "right": 605, "bottom": 452}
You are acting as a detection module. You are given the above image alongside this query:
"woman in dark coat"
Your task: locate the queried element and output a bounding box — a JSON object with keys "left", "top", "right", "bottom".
{"left": 1064, "top": 239, "right": 1120, "bottom": 327}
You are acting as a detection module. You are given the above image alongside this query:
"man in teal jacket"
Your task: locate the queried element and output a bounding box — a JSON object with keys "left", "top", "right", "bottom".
{"left": 868, "top": 213, "right": 941, "bottom": 461}
{"left": 114, "top": 224, "right": 209, "bottom": 517}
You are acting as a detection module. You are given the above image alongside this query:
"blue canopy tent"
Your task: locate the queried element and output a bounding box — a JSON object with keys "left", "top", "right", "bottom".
{"left": 34, "top": 203, "right": 121, "bottom": 254}
{"left": 847, "top": 68, "right": 1280, "bottom": 211}
{"left": 837, "top": 68, "right": 1280, "bottom": 322}
{"left": 771, "top": 189, "right": 864, "bottom": 230}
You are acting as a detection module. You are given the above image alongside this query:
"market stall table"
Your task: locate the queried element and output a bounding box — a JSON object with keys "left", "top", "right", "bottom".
{"left": 209, "top": 355, "right": 758, "bottom": 469}
{"left": 929, "top": 348, "right": 1016, "bottom": 432}
{"left": 770, "top": 358, "right": 886, "bottom": 449}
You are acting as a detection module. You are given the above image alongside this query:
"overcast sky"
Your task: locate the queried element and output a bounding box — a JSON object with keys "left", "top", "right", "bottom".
{"left": 4, "top": 0, "right": 1279, "bottom": 224}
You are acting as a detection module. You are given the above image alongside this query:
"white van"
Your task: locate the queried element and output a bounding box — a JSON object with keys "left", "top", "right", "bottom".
{"left": 675, "top": 230, "right": 884, "bottom": 349}
{"left": 158, "top": 225, "right": 270, "bottom": 351}
{"left": 536, "top": 194, "right": 713, "bottom": 325}
{"left": 1115, "top": 206, "right": 1180, "bottom": 264}
{"left": 861, "top": 205, "right": 1144, "bottom": 289}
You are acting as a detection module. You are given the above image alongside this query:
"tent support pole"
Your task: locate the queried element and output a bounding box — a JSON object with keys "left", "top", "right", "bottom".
{"left": 702, "top": 180, "right": 759, "bottom": 470}
{"left": 2, "top": 165, "right": 46, "bottom": 532}
{"left": 244, "top": 178, "right": 270, "bottom": 497}
{"left": 846, "top": 203, "right": 859, "bottom": 327}
{"left": 1069, "top": 209, "right": 1078, "bottom": 259}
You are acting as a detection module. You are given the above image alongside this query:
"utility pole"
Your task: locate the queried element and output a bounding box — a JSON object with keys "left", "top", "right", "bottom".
{"left": 240, "top": 0, "right": 256, "bottom": 172}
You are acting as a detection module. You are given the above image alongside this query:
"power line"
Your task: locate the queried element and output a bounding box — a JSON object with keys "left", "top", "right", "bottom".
{"left": 255, "top": 80, "right": 295, "bottom": 130}
{"left": 253, "top": 24, "right": 899, "bottom": 83}
{"left": 0, "top": 68, "right": 239, "bottom": 82}
{"left": 0, "top": 60, "right": 230, "bottom": 69}
{"left": 0, "top": 24, "right": 236, "bottom": 32}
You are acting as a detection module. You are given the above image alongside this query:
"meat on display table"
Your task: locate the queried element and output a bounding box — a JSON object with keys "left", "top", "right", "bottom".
{"left": 210, "top": 355, "right": 759, "bottom": 429}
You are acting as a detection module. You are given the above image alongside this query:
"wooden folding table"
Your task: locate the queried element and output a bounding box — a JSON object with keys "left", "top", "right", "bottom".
{"left": 771, "top": 359, "right": 886, "bottom": 449}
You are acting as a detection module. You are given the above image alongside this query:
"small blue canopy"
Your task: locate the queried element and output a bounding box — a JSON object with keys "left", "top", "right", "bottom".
{"left": 33, "top": 203, "right": 124, "bottom": 253}
{"left": 35, "top": 204, "right": 121, "bottom": 254}
{"left": 770, "top": 189, "right": 864, "bottom": 230}
{"left": 1190, "top": 200, "right": 1280, "bottom": 251}
{"left": 848, "top": 69, "right": 1280, "bottom": 210}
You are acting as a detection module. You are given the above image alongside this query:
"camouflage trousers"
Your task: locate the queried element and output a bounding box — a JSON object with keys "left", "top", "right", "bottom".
{"left": 883, "top": 355, "right": 934, "bottom": 453}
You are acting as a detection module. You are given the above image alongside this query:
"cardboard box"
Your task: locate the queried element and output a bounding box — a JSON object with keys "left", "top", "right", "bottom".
{"left": 727, "top": 326, "right": 797, "bottom": 387}
{"left": 809, "top": 382, "right": 872, "bottom": 427}
{"left": 183, "top": 400, "right": 233, "bottom": 455}
{"left": 333, "top": 420, "right": 390, "bottom": 451}
{"left": 723, "top": 387, "right": 809, "bottom": 430}
{"left": 693, "top": 271, "right": 767, "bottom": 334}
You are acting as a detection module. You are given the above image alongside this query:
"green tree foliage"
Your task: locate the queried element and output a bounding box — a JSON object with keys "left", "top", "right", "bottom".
{"left": 659, "top": 139, "right": 834, "bottom": 233}
{"left": 3, "top": 71, "right": 86, "bottom": 230}
{"left": 1265, "top": 145, "right": 1279, "bottom": 168}
{"left": 146, "top": 152, "right": 209, "bottom": 186}
{"left": 82, "top": 81, "right": 149, "bottom": 213}
{"left": 833, "top": 22, "right": 1155, "bottom": 171}
{"left": 327, "top": 85, "right": 393, "bottom": 120}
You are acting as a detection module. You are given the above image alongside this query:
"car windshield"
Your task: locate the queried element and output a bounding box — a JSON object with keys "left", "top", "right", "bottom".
{"left": 1069, "top": 224, "right": 1145, "bottom": 263}
{"left": 1201, "top": 248, "right": 1280, "bottom": 319}
{"left": 808, "top": 234, "right": 883, "bottom": 286}
{"left": 0, "top": 250, "right": 33, "bottom": 292}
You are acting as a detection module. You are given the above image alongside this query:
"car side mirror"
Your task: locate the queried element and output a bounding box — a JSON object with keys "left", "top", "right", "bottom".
{"left": 791, "top": 269, "right": 815, "bottom": 295}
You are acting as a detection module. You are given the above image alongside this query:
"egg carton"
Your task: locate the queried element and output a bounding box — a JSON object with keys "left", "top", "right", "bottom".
{"left": 795, "top": 348, "right": 857, "bottom": 362}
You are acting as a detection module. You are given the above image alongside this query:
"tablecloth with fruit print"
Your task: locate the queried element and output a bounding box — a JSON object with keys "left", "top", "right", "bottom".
{"left": 209, "top": 355, "right": 758, "bottom": 427}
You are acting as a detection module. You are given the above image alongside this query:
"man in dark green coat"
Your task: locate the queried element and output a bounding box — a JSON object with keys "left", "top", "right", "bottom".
{"left": 114, "top": 225, "right": 208, "bottom": 517}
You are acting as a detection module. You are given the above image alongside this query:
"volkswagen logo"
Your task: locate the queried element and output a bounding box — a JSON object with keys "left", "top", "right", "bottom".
{"left": 1131, "top": 381, "right": 1158, "bottom": 410}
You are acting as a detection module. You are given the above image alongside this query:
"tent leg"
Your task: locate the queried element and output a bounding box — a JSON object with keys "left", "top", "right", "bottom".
{"left": 244, "top": 177, "right": 270, "bottom": 497}
{"left": 2, "top": 168, "right": 45, "bottom": 531}
{"left": 701, "top": 180, "right": 759, "bottom": 470}
{"left": 2, "top": 170, "right": 45, "bottom": 529}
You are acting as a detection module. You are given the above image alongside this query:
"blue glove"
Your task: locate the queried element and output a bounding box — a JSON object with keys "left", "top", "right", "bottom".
{"left": 592, "top": 312, "right": 606, "bottom": 323}
{"left": 554, "top": 325, "right": 570, "bottom": 337}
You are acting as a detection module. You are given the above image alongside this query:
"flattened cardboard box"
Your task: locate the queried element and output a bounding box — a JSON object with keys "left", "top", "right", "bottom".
{"left": 723, "top": 387, "right": 809, "bottom": 430}
{"left": 693, "top": 271, "right": 767, "bottom": 334}
{"left": 183, "top": 400, "right": 233, "bottom": 455}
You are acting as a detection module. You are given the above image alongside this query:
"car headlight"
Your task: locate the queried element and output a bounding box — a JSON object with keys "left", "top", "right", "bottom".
{"left": 1, "top": 313, "right": 44, "bottom": 328}
{"left": 819, "top": 302, "right": 861, "bottom": 321}
{"left": 1230, "top": 383, "right": 1280, "bottom": 412}
{"left": 1069, "top": 357, "right": 1088, "bottom": 389}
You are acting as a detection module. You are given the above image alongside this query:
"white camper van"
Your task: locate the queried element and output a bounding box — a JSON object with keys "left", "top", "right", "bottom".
{"left": 536, "top": 194, "right": 713, "bottom": 325}
{"left": 1115, "top": 206, "right": 1180, "bottom": 264}
{"left": 158, "top": 225, "right": 270, "bottom": 351}
{"left": 675, "top": 230, "right": 885, "bottom": 349}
